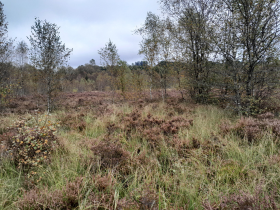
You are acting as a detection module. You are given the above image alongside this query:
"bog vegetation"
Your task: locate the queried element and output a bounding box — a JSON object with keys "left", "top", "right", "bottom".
{"left": 1, "top": 0, "right": 280, "bottom": 209}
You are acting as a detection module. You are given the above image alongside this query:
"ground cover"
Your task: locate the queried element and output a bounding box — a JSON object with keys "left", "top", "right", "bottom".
{"left": 0, "top": 92, "right": 280, "bottom": 209}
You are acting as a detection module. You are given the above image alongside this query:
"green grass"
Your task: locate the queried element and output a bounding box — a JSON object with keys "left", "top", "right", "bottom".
{"left": 1, "top": 102, "right": 280, "bottom": 209}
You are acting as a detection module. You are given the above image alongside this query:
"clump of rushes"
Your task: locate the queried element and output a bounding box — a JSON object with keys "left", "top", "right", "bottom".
{"left": 4, "top": 113, "right": 59, "bottom": 170}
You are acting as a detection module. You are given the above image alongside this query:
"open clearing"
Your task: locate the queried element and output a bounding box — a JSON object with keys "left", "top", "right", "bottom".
{"left": 0, "top": 92, "right": 280, "bottom": 209}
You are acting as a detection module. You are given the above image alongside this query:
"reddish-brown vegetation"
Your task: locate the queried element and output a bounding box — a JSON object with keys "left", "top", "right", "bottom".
{"left": 18, "top": 176, "right": 138, "bottom": 210}
{"left": 113, "top": 109, "right": 193, "bottom": 149}
{"left": 203, "top": 183, "right": 278, "bottom": 210}
{"left": 91, "top": 140, "right": 130, "bottom": 171}
{"left": 58, "top": 112, "right": 87, "bottom": 132}
{"left": 2, "top": 90, "right": 188, "bottom": 114}
{"left": 220, "top": 112, "right": 280, "bottom": 143}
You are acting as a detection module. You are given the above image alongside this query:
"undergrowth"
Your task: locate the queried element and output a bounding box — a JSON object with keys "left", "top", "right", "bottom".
{"left": 0, "top": 99, "right": 280, "bottom": 209}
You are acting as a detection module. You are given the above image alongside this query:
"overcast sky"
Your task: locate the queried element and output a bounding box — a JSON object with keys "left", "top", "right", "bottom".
{"left": 2, "top": 0, "right": 161, "bottom": 68}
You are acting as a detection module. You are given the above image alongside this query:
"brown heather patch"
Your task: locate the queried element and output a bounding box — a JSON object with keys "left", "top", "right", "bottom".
{"left": 3, "top": 91, "right": 113, "bottom": 114}
{"left": 3, "top": 90, "right": 191, "bottom": 114}
{"left": 57, "top": 91, "right": 112, "bottom": 110}
{"left": 129, "top": 183, "right": 159, "bottom": 210}
{"left": 268, "top": 154, "right": 280, "bottom": 166}
{"left": 110, "top": 109, "right": 193, "bottom": 149}
{"left": 18, "top": 177, "right": 84, "bottom": 210}
{"left": 202, "top": 134, "right": 226, "bottom": 154}
{"left": 170, "top": 134, "right": 224, "bottom": 161}
{"left": 18, "top": 175, "right": 138, "bottom": 210}
{"left": 129, "top": 98, "right": 146, "bottom": 109}
{"left": 0, "top": 131, "right": 16, "bottom": 160}
{"left": 116, "top": 198, "right": 140, "bottom": 210}
{"left": 257, "top": 112, "right": 275, "bottom": 120}
{"left": 166, "top": 98, "right": 193, "bottom": 115}
{"left": 93, "top": 174, "right": 115, "bottom": 192}
{"left": 220, "top": 112, "right": 280, "bottom": 143}
{"left": 203, "top": 183, "right": 278, "bottom": 209}
{"left": 90, "top": 140, "right": 131, "bottom": 172}
{"left": 170, "top": 135, "right": 192, "bottom": 158}
{"left": 133, "top": 149, "right": 151, "bottom": 166}
{"left": 88, "top": 135, "right": 154, "bottom": 177}
{"left": 58, "top": 112, "right": 87, "bottom": 132}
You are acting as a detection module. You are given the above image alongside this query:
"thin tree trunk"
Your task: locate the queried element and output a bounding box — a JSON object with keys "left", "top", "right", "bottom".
{"left": 149, "top": 77, "right": 153, "bottom": 99}
{"left": 47, "top": 74, "right": 51, "bottom": 114}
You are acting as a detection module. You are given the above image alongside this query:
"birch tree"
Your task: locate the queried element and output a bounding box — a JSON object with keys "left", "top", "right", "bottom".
{"left": 15, "top": 40, "right": 29, "bottom": 96}
{"left": 0, "top": 1, "right": 15, "bottom": 110}
{"left": 98, "top": 39, "right": 120, "bottom": 101}
{"left": 135, "top": 12, "right": 162, "bottom": 99}
{"left": 28, "top": 18, "right": 72, "bottom": 113}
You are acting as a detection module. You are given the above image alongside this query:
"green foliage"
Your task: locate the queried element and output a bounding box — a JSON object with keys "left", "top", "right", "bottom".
{"left": 98, "top": 39, "right": 120, "bottom": 68}
{"left": 0, "top": 84, "right": 17, "bottom": 108}
{"left": 5, "top": 114, "right": 59, "bottom": 169}
{"left": 28, "top": 18, "right": 72, "bottom": 113}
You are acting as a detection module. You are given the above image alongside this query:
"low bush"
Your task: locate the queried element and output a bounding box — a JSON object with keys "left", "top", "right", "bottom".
{"left": 18, "top": 177, "right": 83, "bottom": 210}
{"left": 113, "top": 109, "right": 193, "bottom": 149}
{"left": 18, "top": 176, "right": 137, "bottom": 210}
{"left": 91, "top": 140, "right": 130, "bottom": 171}
{"left": 220, "top": 112, "right": 280, "bottom": 143}
{"left": 58, "top": 112, "right": 87, "bottom": 132}
{"left": 2, "top": 114, "right": 59, "bottom": 169}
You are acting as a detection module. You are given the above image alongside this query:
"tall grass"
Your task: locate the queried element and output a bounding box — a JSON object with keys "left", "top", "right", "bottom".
{"left": 0, "top": 102, "right": 279, "bottom": 209}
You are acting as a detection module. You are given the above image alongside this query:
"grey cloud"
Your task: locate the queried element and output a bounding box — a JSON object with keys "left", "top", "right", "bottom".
{"left": 2, "top": 0, "right": 161, "bottom": 68}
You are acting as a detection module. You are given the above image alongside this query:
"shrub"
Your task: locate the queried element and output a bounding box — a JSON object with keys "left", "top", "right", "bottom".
{"left": 114, "top": 109, "right": 193, "bottom": 149}
{"left": 18, "top": 177, "right": 83, "bottom": 210}
{"left": 2, "top": 115, "right": 59, "bottom": 169}
{"left": 58, "top": 112, "right": 87, "bottom": 132}
{"left": 93, "top": 174, "right": 115, "bottom": 192}
{"left": 18, "top": 176, "right": 137, "bottom": 210}
{"left": 220, "top": 113, "right": 280, "bottom": 143}
{"left": 91, "top": 140, "right": 130, "bottom": 170}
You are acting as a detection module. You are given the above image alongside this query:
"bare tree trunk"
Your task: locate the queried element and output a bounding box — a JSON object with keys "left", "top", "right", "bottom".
{"left": 47, "top": 76, "right": 51, "bottom": 114}
{"left": 149, "top": 77, "right": 153, "bottom": 99}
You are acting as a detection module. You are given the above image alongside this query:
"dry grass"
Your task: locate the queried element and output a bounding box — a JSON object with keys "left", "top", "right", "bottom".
{"left": 0, "top": 93, "right": 280, "bottom": 209}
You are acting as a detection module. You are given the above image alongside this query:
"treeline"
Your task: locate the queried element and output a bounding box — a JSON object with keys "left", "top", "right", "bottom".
{"left": 1, "top": 0, "right": 280, "bottom": 115}
{"left": 0, "top": 58, "right": 180, "bottom": 95}
{"left": 90, "top": 0, "right": 280, "bottom": 114}
{"left": 132, "top": 0, "right": 280, "bottom": 114}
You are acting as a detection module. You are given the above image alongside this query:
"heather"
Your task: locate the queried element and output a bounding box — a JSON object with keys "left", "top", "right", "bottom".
{"left": 0, "top": 92, "right": 280, "bottom": 209}
{"left": 1, "top": 0, "right": 280, "bottom": 208}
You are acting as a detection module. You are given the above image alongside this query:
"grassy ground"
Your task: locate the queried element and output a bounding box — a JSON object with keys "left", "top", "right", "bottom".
{"left": 0, "top": 98, "right": 279, "bottom": 209}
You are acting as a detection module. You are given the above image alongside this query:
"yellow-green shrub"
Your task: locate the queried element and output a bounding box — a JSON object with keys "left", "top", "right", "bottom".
{"left": 5, "top": 115, "right": 59, "bottom": 169}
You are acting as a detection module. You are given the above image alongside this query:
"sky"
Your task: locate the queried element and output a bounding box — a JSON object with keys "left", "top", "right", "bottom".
{"left": 2, "top": 0, "right": 162, "bottom": 68}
